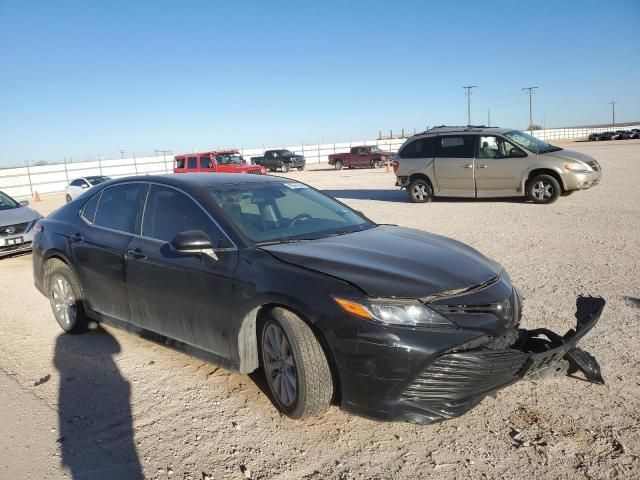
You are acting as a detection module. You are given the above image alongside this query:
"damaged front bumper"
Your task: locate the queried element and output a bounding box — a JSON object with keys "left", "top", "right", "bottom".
{"left": 338, "top": 296, "right": 605, "bottom": 424}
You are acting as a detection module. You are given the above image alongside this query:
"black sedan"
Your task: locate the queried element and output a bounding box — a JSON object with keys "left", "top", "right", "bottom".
{"left": 32, "top": 174, "right": 605, "bottom": 423}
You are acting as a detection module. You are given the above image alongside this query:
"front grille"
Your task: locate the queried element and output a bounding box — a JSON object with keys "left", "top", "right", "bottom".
{"left": 0, "top": 240, "right": 32, "bottom": 253}
{"left": 403, "top": 349, "right": 528, "bottom": 404}
{"left": 247, "top": 168, "right": 264, "bottom": 175}
{"left": 0, "top": 222, "right": 29, "bottom": 236}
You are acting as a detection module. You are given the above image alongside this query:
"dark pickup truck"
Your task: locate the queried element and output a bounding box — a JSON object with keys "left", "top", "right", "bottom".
{"left": 328, "top": 145, "right": 394, "bottom": 170}
{"left": 251, "top": 149, "right": 306, "bottom": 173}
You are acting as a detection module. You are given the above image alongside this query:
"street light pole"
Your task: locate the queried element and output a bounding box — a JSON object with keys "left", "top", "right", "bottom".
{"left": 522, "top": 86, "right": 538, "bottom": 133}
{"left": 608, "top": 100, "right": 618, "bottom": 129}
{"left": 463, "top": 86, "right": 477, "bottom": 125}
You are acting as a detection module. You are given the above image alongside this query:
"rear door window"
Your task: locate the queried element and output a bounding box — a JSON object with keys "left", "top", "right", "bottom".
{"left": 200, "top": 156, "right": 212, "bottom": 169}
{"left": 437, "top": 136, "right": 475, "bottom": 158}
{"left": 93, "top": 183, "right": 147, "bottom": 234}
{"left": 187, "top": 157, "right": 198, "bottom": 169}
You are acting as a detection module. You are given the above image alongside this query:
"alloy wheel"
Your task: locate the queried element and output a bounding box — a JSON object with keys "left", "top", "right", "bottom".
{"left": 532, "top": 180, "right": 554, "bottom": 201}
{"left": 262, "top": 322, "right": 297, "bottom": 407}
{"left": 51, "top": 275, "right": 77, "bottom": 327}
{"left": 413, "top": 184, "right": 428, "bottom": 201}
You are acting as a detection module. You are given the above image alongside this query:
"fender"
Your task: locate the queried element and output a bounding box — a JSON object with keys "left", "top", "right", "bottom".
{"left": 520, "top": 165, "right": 566, "bottom": 192}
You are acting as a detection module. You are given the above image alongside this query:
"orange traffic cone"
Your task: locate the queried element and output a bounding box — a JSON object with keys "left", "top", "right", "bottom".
{"left": 33, "top": 191, "right": 41, "bottom": 202}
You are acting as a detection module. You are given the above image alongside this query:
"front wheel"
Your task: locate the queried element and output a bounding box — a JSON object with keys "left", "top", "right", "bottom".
{"left": 334, "top": 160, "right": 343, "bottom": 170}
{"left": 260, "top": 309, "right": 333, "bottom": 419}
{"left": 298, "top": 165, "right": 305, "bottom": 171}
{"left": 47, "top": 259, "right": 90, "bottom": 333}
{"left": 526, "top": 174, "right": 561, "bottom": 204}
{"left": 281, "top": 163, "right": 290, "bottom": 173}
{"left": 408, "top": 178, "right": 433, "bottom": 203}
{"left": 65, "top": 194, "right": 72, "bottom": 203}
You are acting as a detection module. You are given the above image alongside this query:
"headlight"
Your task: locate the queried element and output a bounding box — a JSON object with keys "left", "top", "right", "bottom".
{"left": 333, "top": 297, "right": 456, "bottom": 328}
{"left": 564, "top": 162, "right": 592, "bottom": 172}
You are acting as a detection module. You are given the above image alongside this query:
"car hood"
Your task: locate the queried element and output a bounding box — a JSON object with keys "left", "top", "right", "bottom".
{"left": 542, "top": 149, "right": 597, "bottom": 164}
{"left": 0, "top": 206, "right": 40, "bottom": 227}
{"left": 261, "top": 225, "right": 501, "bottom": 298}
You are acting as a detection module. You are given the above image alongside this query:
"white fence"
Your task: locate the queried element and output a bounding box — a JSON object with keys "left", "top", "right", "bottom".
{"left": 1, "top": 125, "right": 637, "bottom": 199}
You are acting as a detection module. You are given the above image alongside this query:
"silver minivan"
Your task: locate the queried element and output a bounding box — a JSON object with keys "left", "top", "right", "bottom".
{"left": 393, "top": 126, "right": 602, "bottom": 204}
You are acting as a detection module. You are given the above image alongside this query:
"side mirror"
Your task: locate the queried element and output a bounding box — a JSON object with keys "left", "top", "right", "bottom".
{"left": 509, "top": 148, "right": 526, "bottom": 158}
{"left": 170, "top": 230, "right": 215, "bottom": 252}
{"left": 19, "top": 200, "right": 29, "bottom": 207}
{"left": 81, "top": 184, "right": 90, "bottom": 189}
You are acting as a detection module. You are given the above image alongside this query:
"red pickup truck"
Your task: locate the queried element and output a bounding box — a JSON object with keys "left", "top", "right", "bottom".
{"left": 328, "top": 145, "right": 395, "bottom": 170}
{"left": 174, "top": 150, "right": 267, "bottom": 175}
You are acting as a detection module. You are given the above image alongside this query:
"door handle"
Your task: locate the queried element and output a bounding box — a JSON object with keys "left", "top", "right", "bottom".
{"left": 69, "top": 233, "right": 84, "bottom": 243}
{"left": 477, "top": 164, "right": 488, "bottom": 169}
{"left": 126, "top": 248, "right": 147, "bottom": 260}
{"left": 462, "top": 164, "right": 473, "bottom": 169}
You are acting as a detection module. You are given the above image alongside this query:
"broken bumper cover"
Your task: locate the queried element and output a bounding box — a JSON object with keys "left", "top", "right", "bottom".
{"left": 338, "top": 296, "right": 605, "bottom": 424}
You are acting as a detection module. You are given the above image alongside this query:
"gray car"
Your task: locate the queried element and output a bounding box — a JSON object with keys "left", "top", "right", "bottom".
{"left": 393, "top": 126, "right": 602, "bottom": 204}
{"left": 0, "top": 190, "right": 42, "bottom": 257}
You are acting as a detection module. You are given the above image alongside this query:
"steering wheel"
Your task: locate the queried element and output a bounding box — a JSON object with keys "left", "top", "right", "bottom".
{"left": 289, "top": 213, "right": 312, "bottom": 228}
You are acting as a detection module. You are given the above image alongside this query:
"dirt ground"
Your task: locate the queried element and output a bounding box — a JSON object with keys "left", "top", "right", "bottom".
{"left": 1, "top": 139, "right": 639, "bottom": 479}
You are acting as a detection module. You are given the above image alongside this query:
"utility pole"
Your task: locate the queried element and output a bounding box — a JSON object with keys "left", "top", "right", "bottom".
{"left": 608, "top": 100, "right": 618, "bottom": 129}
{"left": 487, "top": 109, "right": 491, "bottom": 127}
{"left": 463, "top": 86, "right": 477, "bottom": 125}
{"left": 120, "top": 150, "right": 125, "bottom": 160}
{"left": 522, "top": 86, "right": 538, "bottom": 133}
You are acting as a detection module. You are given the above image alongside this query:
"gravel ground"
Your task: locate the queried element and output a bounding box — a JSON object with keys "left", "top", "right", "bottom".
{"left": 1, "top": 139, "right": 639, "bottom": 479}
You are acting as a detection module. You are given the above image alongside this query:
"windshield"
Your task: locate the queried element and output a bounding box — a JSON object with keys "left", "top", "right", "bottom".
{"left": 0, "top": 191, "right": 20, "bottom": 210}
{"left": 504, "top": 130, "right": 562, "bottom": 154}
{"left": 216, "top": 153, "right": 243, "bottom": 165}
{"left": 209, "top": 181, "right": 375, "bottom": 244}
{"left": 86, "top": 176, "right": 111, "bottom": 186}
{"left": 274, "top": 150, "right": 294, "bottom": 157}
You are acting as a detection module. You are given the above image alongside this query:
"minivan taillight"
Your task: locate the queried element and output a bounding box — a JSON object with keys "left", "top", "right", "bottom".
{"left": 392, "top": 160, "right": 399, "bottom": 173}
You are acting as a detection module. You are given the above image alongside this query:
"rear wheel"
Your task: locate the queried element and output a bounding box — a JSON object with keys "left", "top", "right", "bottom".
{"left": 373, "top": 160, "right": 383, "bottom": 169}
{"left": 65, "top": 194, "right": 72, "bottom": 203}
{"left": 526, "top": 174, "right": 561, "bottom": 204}
{"left": 260, "top": 308, "right": 333, "bottom": 419}
{"left": 408, "top": 178, "right": 433, "bottom": 203}
{"left": 334, "top": 160, "right": 343, "bottom": 170}
{"left": 298, "top": 165, "right": 305, "bottom": 171}
{"left": 281, "top": 163, "right": 290, "bottom": 173}
{"left": 46, "top": 260, "right": 89, "bottom": 333}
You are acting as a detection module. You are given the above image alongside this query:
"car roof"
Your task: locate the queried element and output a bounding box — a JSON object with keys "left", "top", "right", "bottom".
{"left": 109, "top": 173, "right": 288, "bottom": 189}
{"left": 174, "top": 150, "right": 239, "bottom": 158}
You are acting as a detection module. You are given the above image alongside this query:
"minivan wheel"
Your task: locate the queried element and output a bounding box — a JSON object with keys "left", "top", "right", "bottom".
{"left": 334, "top": 161, "right": 343, "bottom": 170}
{"left": 65, "top": 194, "right": 72, "bottom": 203}
{"left": 281, "top": 163, "right": 290, "bottom": 173}
{"left": 260, "top": 309, "right": 333, "bottom": 419}
{"left": 47, "top": 260, "right": 89, "bottom": 334}
{"left": 526, "top": 174, "right": 561, "bottom": 204}
{"left": 373, "top": 160, "right": 383, "bottom": 169}
{"left": 408, "top": 178, "right": 433, "bottom": 203}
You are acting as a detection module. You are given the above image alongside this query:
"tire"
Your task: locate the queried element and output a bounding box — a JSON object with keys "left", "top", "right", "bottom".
{"left": 259, "top": 308, "right": 333, "bottom": 419}
{"left": 281, "top": 163, "right": 290, "bottom": 173}
{"left": 373, "top": 160, "right": 383, "bottom": 169}
{"left": 408, "top": 178, "right": 433, "bottom": 203}
{"left": 298, "top": 165, "right": 305, "bottom": 171}
{"left": 334, "top": 160, "right": 343, "bottom": 171}
{"left": 46, "top": 259, "right": 90, "bottom": 334}
{"left": 65, "top": 194, "right": 72, "bottom": 203}
{"left": 526, "top": 174, "right": 561, "bottom": 204}
{"left": 269, "top": 168, "right": 275, "bottom": 172}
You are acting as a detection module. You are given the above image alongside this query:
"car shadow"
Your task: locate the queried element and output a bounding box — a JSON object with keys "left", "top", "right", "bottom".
{"left": 54, "top": 328, "right": 143, "bottom": 480}
{"left": 322, "top": 189, "right": 526, "bottom": 204}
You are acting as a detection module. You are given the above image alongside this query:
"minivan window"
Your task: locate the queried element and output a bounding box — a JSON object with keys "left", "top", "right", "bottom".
{"left": 93, "top": 183, "right": 147, "bottom": 234}
{"left": 479, "top": 136, "right": 526, "bottom": 158}
{"left": 504, "top": 130, "right": 562, "bottom": 154}
{"left": 142, "top": 185, "right": 226, "bottom": 246}
{"left": 187, "top": 157, "right": 198, "bottom": 169}
{"left": 399, "top": 137, "right": 436, "bottom": 158}
{"left": 437, "top": 136, "right": 475, "bottom": 158}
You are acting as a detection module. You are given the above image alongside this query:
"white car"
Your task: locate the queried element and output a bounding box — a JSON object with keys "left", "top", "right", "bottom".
{"left": 65, "top": 176, "right": 111, "bottom": 202}
{"left": 0, "top": 190, "right": 42, "bottom": 257}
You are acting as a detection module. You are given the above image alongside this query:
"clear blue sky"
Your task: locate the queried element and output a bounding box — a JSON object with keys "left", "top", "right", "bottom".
{"left": 1, "top": 0, "right": 638, "bottom": 166}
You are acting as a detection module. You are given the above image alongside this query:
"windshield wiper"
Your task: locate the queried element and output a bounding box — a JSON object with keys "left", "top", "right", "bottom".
{"left": 255, "top": 238, "right": 313, "bottom": 247}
